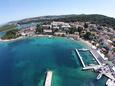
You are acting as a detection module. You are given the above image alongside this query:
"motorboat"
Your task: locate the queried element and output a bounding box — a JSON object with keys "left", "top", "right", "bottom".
{"left": 96, "top": 73, "right": 103, "bottom": 80}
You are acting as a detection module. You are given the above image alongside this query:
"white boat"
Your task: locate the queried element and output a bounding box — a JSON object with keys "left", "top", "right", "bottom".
{"left": 97, "top": 73, "right": 103, "bottom": 80}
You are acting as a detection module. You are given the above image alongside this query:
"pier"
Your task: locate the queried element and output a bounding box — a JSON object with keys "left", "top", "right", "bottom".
{"left": 75, "top": 49, "right": 102, "bottom": 70}
{"left": 83, "top": 65, "right": 102, "bottom": 70}
{"left": 106, "top": 79, "right": 115, "bottom": 86}
{"left": 76, "top": 48, "right": 115, "bottom": 85}
{"left": 75, "top": 49, "right": 86, "bottom": 68}
{"left": 44, "top": 71, "right": 53, "bottom": 86}
{"left": 89, "top": 50, "right": 102, "bottom": 65}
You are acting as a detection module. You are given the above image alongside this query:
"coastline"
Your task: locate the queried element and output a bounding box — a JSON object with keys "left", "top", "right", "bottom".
{"left": 0, "top": 35, "right": 53, "bottom": 42}
{"left": 79, "top": 38, "right": 93, "bottom": 48}
{"left": 0, "top": 35, "right": 93, "bottom": 48}
{"left": 0, "top": 36, "right": 24, "bottom": 42}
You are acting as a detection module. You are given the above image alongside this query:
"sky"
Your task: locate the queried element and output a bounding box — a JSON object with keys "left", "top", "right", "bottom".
{"left": 0, "top": 0, "right": 115, "bottom": 24}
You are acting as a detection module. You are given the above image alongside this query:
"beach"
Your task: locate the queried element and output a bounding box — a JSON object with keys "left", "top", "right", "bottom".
{"left": 79, "top": 38, "right": 93, "bottom": 48}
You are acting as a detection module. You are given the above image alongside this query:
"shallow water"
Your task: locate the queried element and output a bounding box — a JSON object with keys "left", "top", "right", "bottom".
{"left": 0, "top": 37, "right": 107, "bottom": 86}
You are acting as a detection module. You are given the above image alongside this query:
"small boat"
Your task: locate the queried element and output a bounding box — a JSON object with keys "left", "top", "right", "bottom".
{"left": 96, "top": 73, "right": 102, "bottom": 80}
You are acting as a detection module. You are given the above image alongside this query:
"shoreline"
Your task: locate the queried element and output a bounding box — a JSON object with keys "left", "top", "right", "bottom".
{"left": 0, "top": 35, "right": 54, "bottom": 42}
{"left": 0, "top": 36, "right": 25, "bottom": 42}
{"left": 79, "top": 38, "right": 93, "bottom": 48}
{"left": 0, "top": 35, "right": 93, "bottom": 48}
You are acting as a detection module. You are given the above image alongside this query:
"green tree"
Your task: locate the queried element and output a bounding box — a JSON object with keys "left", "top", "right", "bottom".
{"left": 77, "top": 27, "right": 83, "bottom": 34}
{"left": 83, "top": 32, "right": 91, "bottom": 40}
{"left": 68, "top": 27, "right": 77, "bottom": 34}
{"left": 84, "top": 23, "right": 88, "bottom": 28}
{"left": 35, "top": 24, "right": 43, "bottom": 34}
{"left": 1, "top": 29, "right": 19, "bottom": 39}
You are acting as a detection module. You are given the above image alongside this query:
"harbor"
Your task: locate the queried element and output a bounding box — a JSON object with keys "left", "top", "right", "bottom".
{"left": 75, "top": 49, "right": 102, "bottom": 70}
{"left": 0, "top": 37, "right": 113, "bottom": 86}
{"left": 75, "top": 48, "right": 115, "bottom": 86}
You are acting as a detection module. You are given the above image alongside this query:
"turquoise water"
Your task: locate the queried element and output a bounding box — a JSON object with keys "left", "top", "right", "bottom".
{"left": 0, "top": 37, "right": 107, "bottom": 86}
{"left": 78, "top": 50, "right": 99, "bottom": 65}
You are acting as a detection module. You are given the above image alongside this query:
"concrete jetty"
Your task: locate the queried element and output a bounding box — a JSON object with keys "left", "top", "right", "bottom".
{"left": 83, "top": 65, "right": 102, "bottom": 70}
{"left": 75, "top": 49, "right": 86, "bottom": 68}
{"left": 45, "top": 71, "right": 53, "bottom": 86}
{"left": 106, "top": 79, "right": 115, "bottom": 86}
{"left": 89, "top": 50, "right": 102, "bottom": 65}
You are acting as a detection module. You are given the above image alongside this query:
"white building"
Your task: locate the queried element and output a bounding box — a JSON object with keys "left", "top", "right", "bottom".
{"left": 51, "top": 21, "right": 71, "bottom": 30}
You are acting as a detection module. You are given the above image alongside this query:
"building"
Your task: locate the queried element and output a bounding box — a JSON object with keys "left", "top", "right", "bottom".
{"left": 51, "top": 21, "right": 71, "bottom": 30}
{"left": 43, "top": 29, "right": 53, "bottom": 35}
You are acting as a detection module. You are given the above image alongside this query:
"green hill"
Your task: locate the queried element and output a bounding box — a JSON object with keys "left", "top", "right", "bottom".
{"left": 53, "top": 14, "right": 115, "bottom": 29}
{"left": 17, "top": 14, "right": 115, "bottom": 30}
{"left": 0, "top": 25, "right": 16, "bottom": 32}
{"left": 1, "top": 14, "right": 115, "bottom": 32}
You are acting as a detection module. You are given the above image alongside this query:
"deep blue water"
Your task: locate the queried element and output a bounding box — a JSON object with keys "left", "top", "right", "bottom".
{"left": 0, "top": 37, "right": 107, "bottom": 86}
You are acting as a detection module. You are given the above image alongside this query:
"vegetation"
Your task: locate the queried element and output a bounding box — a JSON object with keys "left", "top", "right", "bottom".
{"left": 35, "top": 24, "right": 43, "bottom": 34}
{"left": 1, "top": 29, "right": 19, "bottom": 39}
{"left": 53, "top": 14, "right": 115, "bottom": 30}
{"left": 84, "top": 23, "right": 88, "bottom": 28}
{"left": 83, "top": 32, "right": 92, "bottom": 40}
{"left": 0, "top": 25, "right": 16, "bottom": 32}
{"left": 68, "top": 27, "right": 77, "bottom": 34}
{"left": 15, "top": 14, "right": 115, "bottom": 30}
{"left": 77, "top": 27, "right": 83, "bottom": 34}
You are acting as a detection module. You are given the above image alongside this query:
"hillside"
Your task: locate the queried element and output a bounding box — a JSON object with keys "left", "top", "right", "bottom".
{"left": 53, "top": 14, "right": 115, "bottom": 29}
{"left": 0, "top": 25, "right": 16, "bottom": 32}
{"left": 17, "top": 14, "right": 115, "bottom": 29}
{"left": 1, "top": 14, "right": 115, "bottom": 32}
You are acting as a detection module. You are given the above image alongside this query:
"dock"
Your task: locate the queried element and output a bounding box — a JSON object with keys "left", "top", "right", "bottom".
{"left": 83, "top": 65, "right": 102, "bottom": 70}
{"left": 75, "top": 48, "right": 115, "bottom": 85}
{"left": 104, "top": 73, "right": 115, "bottom": 81}
{"left": 106, "top": 79, "right": 115, "bottom": 86}
{"left": 75, "top": 49, "right": 86, "bottom": 68}
{"left": 45, "top": 71, "right": 53, "bottom": 86}
{"left": 89, "top": 50, "right": 102, "bottom": 65}
{"left": 99, "top": 69, "right": 115, "bottom": 81}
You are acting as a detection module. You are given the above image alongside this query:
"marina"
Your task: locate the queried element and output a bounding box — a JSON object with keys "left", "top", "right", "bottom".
{"left": 76, "top": 48, "right": 115, "bottom": 86}
{"left": 75, "top": 48, "right": 102, "bottom": 70}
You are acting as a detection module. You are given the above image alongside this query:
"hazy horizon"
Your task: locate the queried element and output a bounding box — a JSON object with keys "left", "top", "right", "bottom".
{"left": 0, "top": 0, "right": 115, "bottom": 24}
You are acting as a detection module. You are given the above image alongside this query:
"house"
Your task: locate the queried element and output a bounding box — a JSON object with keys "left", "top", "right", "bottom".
{"left": 43, "top": 29, "right": 53, "bottom": 35}
{"left": 51, "top": 21, "right": 71, "bottom": 30}
{"left": 42, "top": 25, "right": 51, "bottom": 29}
{"left": 54, "top": 31, "right": 66, "bottom": 36}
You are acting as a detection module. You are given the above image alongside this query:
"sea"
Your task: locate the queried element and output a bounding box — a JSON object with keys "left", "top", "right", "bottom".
{"left": 0, "top": 37, "right": 107, "bottom": 86}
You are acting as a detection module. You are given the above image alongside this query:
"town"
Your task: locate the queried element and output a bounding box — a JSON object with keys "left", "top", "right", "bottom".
{"left": 2, "top": 21, "right": 114, "bottom": 61}
{"left": 0, "top": 20, "right": 115, "bottom": 86}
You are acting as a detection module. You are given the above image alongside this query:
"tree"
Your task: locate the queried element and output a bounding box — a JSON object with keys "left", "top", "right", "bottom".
{"left": 84, "top": 23, "right": 88, "bottom": 28}
{"left": 68, "top": 27, "right": 77, "bottom": 34}
{"left": 35, "top": 24, "right": 43, "bottom": 34}
{"left": 83, "top": 32, "right": 91, "bottom": 40}
{"left": 1, "top": 29, "right": 19, "bottom": 39}
{"left": 77, "top": 27, "right": 83, "bottom": 34}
